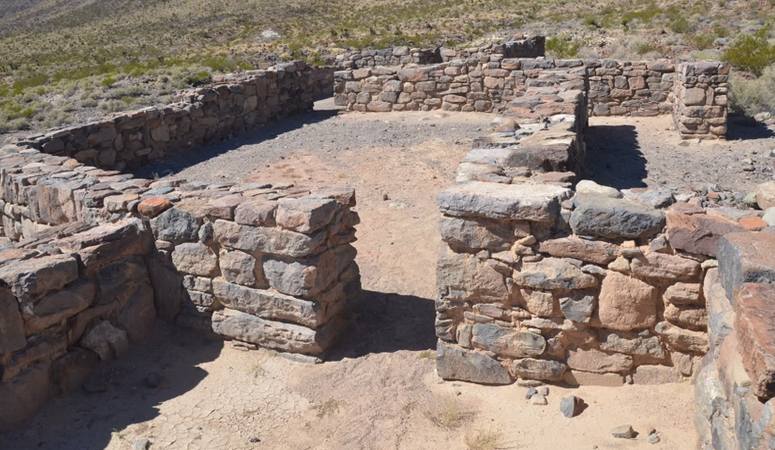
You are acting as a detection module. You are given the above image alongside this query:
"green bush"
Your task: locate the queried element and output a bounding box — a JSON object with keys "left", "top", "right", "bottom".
{"left": 669, "top": 15, "right": 691, "bottom": 34}
{"left": 723, "top": 28, "right": 775, "bottom": 76}
{"left": 185, "top": 71, "right": 212, "bottom": 87}
{"left": 690, "top": 32, "right": 716, "bottom": 50}
{"left": 636, "top": 42, "right": 659, "bottom": 55}
{"left": 730, "top": 65, "right": 775, "bottom": 117}
{"left": 546, "top": 37, "right": 580, "bottom": 58}
{"left": 101, "top": 74, "right": 118, "bottom": 87}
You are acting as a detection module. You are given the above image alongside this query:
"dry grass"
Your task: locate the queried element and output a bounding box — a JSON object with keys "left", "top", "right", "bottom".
{"left": 464, "top": 428, "right": 506, "bottom": 450}
{"left": 425, "top": 397, "right": 476, "bottom": 430}
{"left": 314, "top": 398, "right": 342, "bottom": 418}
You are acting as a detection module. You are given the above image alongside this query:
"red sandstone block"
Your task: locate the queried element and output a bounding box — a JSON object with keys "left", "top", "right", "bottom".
{"left": 734, "top": 283, "right": 775, "bottom": 399}
{"left": 666, "top": 207, "right": 743, "bottom": 257}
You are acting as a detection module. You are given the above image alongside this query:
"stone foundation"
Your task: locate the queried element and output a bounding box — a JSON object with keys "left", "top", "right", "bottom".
{"left": 672, "top": 61, "right": 729, "bottom": 139}
{"left": 334, "top": 54, "right": 727, "bottom": 139}
{"left": 694, "top": 231, "right": 775, "bottom": 448}
{"left": 434, "top": 70, "right": 756, "bottom": 386}
{"left": 0, "top": 62, "right": 359, "bottom": 430}
{"left": 21, "top": 62, "right": 333, "bottom": 171}
{"left": 334, "top": 36, "right": 545, "bottom": 69}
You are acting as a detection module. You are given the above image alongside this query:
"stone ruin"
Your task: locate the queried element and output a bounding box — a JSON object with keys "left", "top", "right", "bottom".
{"left": 0, "top": 62, "right": 358, "bottom": 429}
{"left": 334, "top": 41, "right": 728, "bottom": 139}
{"left": 1, "top": 36, "right": 774, "bottom": 448}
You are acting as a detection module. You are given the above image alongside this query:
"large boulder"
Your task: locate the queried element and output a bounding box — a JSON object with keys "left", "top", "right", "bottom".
{"left": 436, "top": 339, "right": 512, "bottom": 385}
{"left": 211, "top": 308, "right": 339, "bottom": 355}
{"left": 567, "top": 348, "right": 633, "bottom": 374}
{"left": 511, "top": 358, "right": 567, "bottom": 381}
{"left": 666, "top": 207, "right": 744, "bottom": 257}
{"left": 438, "top": 181, "right": 570, "bottom": 222}
{"left": 717, "top": 231, "right": 775, "bottom": 301}
{"left": 570, "top": 194, "right": 665, "bottom": 240}
{"left": 734, "top": 283, "right": 775, "bottom": 399}
{"left": 212, "top": 279, "right": 326, "bottom": 328}
{"left": 471, "top": 323, "right": 546, "bottom": 358}
{"left": 0, "top": 254, "right": 79, "bottom": 301}
{"left": 755, "top": 181, "right": 775, "bottom": 210}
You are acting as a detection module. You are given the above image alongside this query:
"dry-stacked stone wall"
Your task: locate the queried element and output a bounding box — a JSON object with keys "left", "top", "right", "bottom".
{"left": 335, "top": 58, "right": 728, "bottom": 138}
{"left": 586, "top": 60, "right": 676, "bottom": 116}
{"left": 672, "top": 61, "right": 729, "bottom": 139}
{"left": 434, "top": 74, "right": 757, "bottom": 386}
{"left": 334, "top": 58, "right": 677, "bottom": 116}
{"left": 333, "top": 36, "right": 545, "bottom": 69}
{"left": 0, "top": 218, "right": 155, "bottom": 430}
{"left": 21, "top": 62, "right": 332, "bottom": 171}
{"left": 694, "top": 231, "right": 775, "bottom": 448}
{"left": 334, "top": 58, "right": 589, "bottom": 113}
{"left": 0, "top": 66, "right": 360, "bottom": 429}
{"left": 0, "top": 142, "right": 360, "bottom": 428}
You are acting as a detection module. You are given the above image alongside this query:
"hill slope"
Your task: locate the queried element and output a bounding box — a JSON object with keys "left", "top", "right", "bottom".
{"left": 0, "top": 0, "right": 773, "bottom": 134}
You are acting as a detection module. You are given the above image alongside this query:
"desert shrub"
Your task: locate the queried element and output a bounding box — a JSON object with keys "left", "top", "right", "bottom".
{"left": 582, "top": 15, "right": 600, "bottom": 29}
{"left": 691, "top": 32, "right": 716, "bottom": 50}
{"left": 621, "top": 2, "right": 662, "bottom": 28}
{"left": 729, "top": 64, "right": 775, "bottom": 117}
{"left": 546, "top": 36, "right": 580, "bottom": 58}
{"left": 101, "top": 74, "right": 118, "bottom": 87}
{"left": 664, "top": 6, "right": 691, "bottom": 34}
{"left": 723, "top": 28, "right": 775, "bottom": 76}
{"left": 636, "top": 41, "right": 659, "bottom": 55}
{"left": 185, "top": 71, "right": 212, "bottom": 87}
{"left": 12, "top": 74, "right": 48, "bottom": 95}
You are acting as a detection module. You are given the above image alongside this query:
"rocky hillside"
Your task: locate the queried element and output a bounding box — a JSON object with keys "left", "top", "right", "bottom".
{"left": 0, "top": 0, "right": 773, "bottom": 134}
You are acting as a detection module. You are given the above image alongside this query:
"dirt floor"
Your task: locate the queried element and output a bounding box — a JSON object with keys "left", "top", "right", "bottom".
{"left": 5, "top": 100, "right": 774, "bottom": 450}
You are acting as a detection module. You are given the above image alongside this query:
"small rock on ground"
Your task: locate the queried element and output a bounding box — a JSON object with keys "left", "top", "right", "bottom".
{"left": 612, "top": 425, "right": 638, "bottom": 439}
{"left": 560, "top": 395, "right": 583, "bottom": 418}
{"left": 133, "top": 438, "right": 151, "bottom": 450}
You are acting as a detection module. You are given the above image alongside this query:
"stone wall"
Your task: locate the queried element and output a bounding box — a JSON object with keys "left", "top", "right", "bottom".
{"left": 0, "top": 218, "right": 157, "bottom": 431}
{"left": 334, "top": 58, "right": 677, "bottom": 117}
{"left": 333, "top": 36, "right": 545, "bottom": 69}
{"left": 0, "top": 141, "right": 360, "bottom": 429}
{"left": 587, "top": 60, "right": 676, "bottom": 116}
{"left": 434, "top": 76, "right": 756, "bottom": 386}
{"left": 673, "top": 61, "right": 729, "bottom": 139}
{"left": 694, "top": 231, "right": 775, "bottom": 449}
{"left": 22, "top": 62, "right": 332, "bottom": 171}
{"left": 334, "top": 58, "right": 589, "bottom": 113}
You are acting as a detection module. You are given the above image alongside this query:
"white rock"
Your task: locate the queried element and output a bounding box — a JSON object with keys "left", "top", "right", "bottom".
{"left": 576, "top": 180, "right": 622, "bottom": 198}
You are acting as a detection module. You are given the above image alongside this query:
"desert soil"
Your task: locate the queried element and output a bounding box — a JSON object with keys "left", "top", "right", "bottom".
{"left": 6, "top": 99, "right": 773, "bottom": 450}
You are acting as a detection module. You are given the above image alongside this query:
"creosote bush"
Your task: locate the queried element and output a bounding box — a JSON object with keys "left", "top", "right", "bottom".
{"left": 729, "top": 64, "right": 775, "bottom": 117}
{"left": 723, "top": 28, "right": 775, "bottom": 76}
{"left": 546, "top": 36, "right": 580, "bottom": 58}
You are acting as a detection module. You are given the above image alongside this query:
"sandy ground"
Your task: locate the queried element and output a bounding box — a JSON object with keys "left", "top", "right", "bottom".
{"left": 585, "top": 115, "right": 774, "bottom": 193}
{"left": 8, "top": 100, "right": 773, "bottom": 450}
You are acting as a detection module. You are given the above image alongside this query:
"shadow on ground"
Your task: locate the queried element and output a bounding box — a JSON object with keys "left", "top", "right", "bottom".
{"left": 584, "top": 124, "right": 647, "bottom": 189}
{"left": 727, "top": 116, "right": 775, "bottom": 141}
{"left": 0, "top": 325, "right": 223, "bottom": 450}
{"left": 132, "top": 106, "right": 339, "bottom": 179}
{"left": 327, "top": 290, "right": 437, "bottom": 360}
